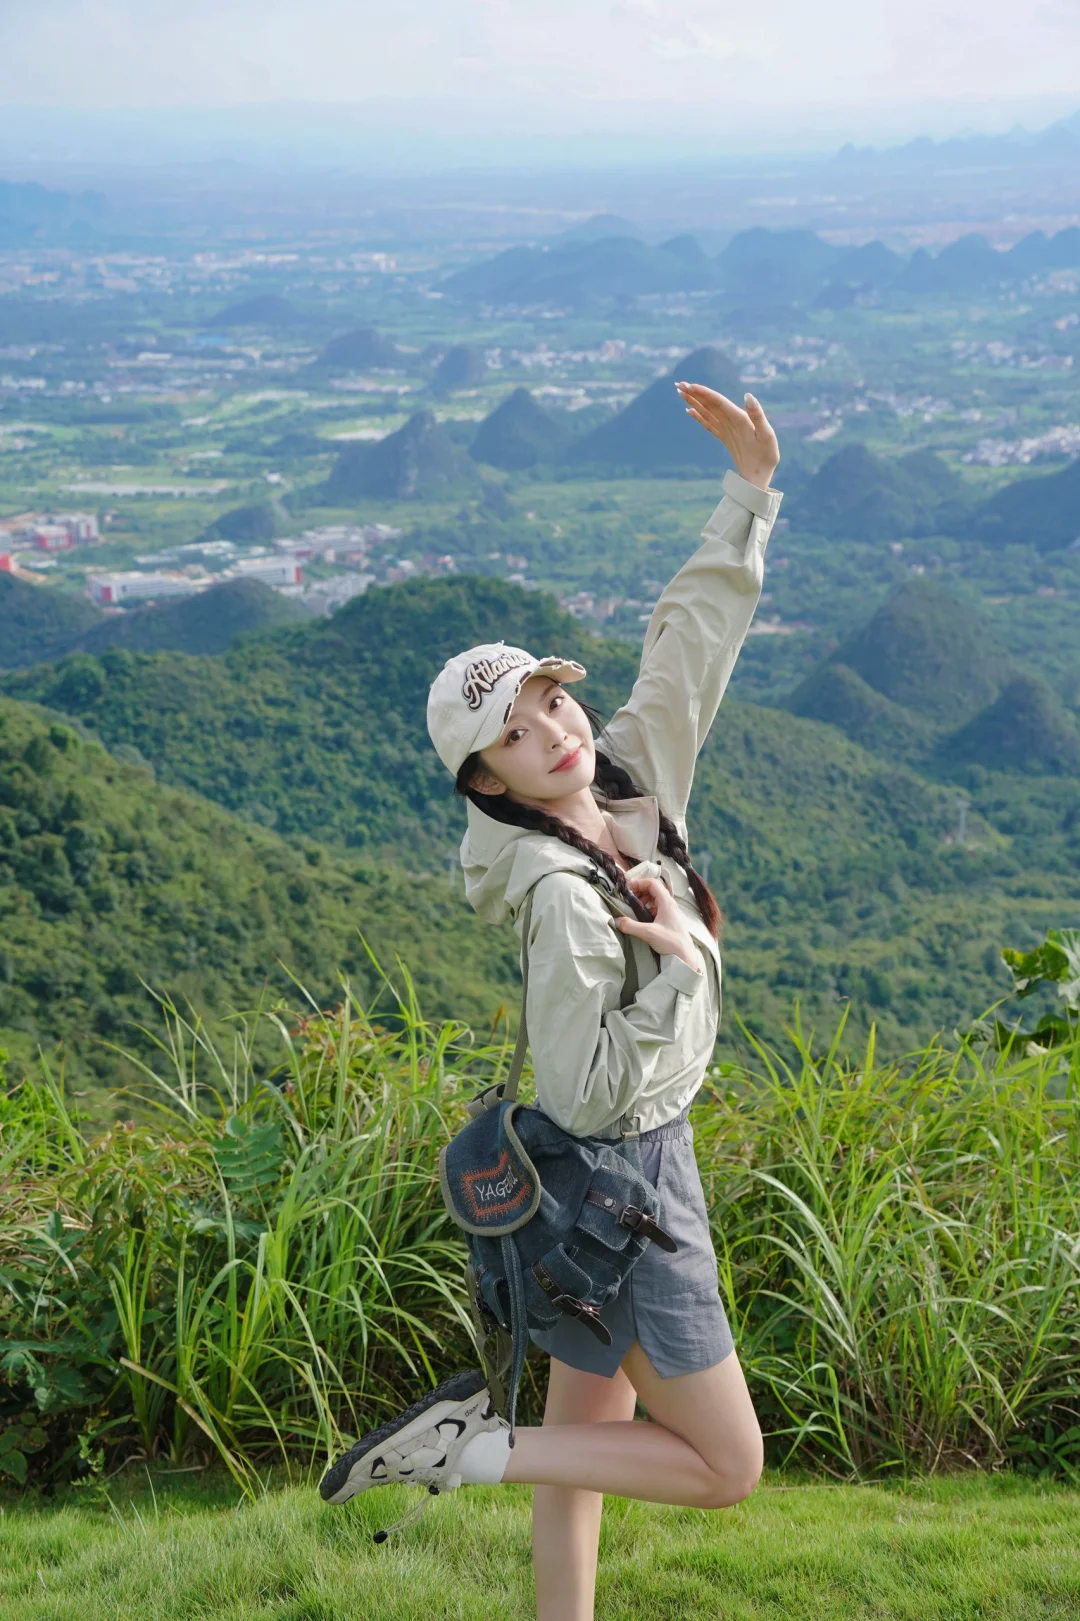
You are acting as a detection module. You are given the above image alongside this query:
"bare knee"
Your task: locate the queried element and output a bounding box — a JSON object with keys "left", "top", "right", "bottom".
{"left": 695, "top": 1436, "right": 764, "bottom": 1510}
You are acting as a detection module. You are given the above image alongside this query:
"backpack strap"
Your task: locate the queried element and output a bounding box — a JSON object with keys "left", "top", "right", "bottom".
{"left": 502, "top": 873, "right": 646, "bottom": 1124}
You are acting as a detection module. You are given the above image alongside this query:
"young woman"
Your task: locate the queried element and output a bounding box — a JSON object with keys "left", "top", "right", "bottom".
{"left": 322, "top": 382, "right": 782, "bottom": 1621}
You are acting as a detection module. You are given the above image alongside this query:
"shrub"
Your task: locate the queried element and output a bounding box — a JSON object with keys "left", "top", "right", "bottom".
{"left": 0, "top": 966, "right": 1077, "bottom": 1489}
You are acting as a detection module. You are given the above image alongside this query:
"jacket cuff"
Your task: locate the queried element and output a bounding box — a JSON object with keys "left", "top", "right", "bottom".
{"left": 722, "top": 467, "right": 783, "bottom": 520}
{"left": 660, "top": 953, "right": 706, "bottom": 996}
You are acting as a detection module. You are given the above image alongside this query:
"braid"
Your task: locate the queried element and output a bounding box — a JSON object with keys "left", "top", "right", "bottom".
{"left": 590, "top": 748, "right": 723, "bottom": 941}
{"left": 454, "top": 766, "right": 653, "bottom": 924}
{"left": 452, "top": 698, "right": 722, "bottom": 939}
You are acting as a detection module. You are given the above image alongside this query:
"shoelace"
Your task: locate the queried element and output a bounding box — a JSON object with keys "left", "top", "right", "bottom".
{"left": 373, "top": 1484, "right": 440, "bottom": 1544}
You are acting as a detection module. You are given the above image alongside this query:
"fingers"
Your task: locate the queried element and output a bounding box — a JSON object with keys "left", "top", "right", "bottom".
{"left": 742, "top": 392, "right": 766, "bottom": 425}
{"left": 626, "top": 874, "right": 666, "bottom": 901}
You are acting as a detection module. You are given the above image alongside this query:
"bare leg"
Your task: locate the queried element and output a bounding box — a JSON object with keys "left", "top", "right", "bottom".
{"left": 505, "top": 1343, "right": 762, "bottom": 1509}
{"left": 533, "top": 1357, "right": 638, "bottom": 1621}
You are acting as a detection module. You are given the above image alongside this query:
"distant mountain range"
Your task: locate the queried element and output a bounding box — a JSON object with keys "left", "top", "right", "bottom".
{"left": 316, "top": 350, "right": 1080, "bottom": 540}
{"left": 442, "top": 221, "right": 1080, "bottom": 310}
{"left": 833, "top": 107, "right": 1080, "bottom": 170}
{"left": 0, "top": 179, "right": 106, "bottom": 247}
{"left": 788, "top": 578, "right": 1080, "bottom": 776}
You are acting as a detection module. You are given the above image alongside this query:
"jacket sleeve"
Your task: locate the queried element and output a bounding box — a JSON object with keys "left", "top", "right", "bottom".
{"left": 518, "top": 872, "right": 705, "bottom": 1138}
{"left": 602, "top": 468, "right": 782, "bottom": 823}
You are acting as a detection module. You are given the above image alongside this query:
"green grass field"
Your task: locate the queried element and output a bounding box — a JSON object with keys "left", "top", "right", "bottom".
{"left": 2, "top": 1469, "right": 1078, "bottom": 1620}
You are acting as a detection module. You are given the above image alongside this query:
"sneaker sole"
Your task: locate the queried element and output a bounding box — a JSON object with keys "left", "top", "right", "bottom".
{"left": 319, "top": 1369, "right": 488, "bottom": 1505}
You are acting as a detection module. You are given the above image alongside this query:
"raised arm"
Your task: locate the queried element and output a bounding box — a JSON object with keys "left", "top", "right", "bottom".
{"left": 602, "top": 387, "right": 782, "bottom": 825}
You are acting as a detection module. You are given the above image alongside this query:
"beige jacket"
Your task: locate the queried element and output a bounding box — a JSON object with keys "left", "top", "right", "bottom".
{"left": 460, "top": 468, "right": 783, "bottom": 1137}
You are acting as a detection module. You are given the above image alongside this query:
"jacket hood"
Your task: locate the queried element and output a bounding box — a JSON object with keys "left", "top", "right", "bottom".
{"left": 460, "top": 790, "right": 662, "bottom": 925}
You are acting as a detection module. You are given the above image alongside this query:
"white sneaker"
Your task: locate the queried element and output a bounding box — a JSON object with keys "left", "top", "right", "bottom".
{"left": 319, "top": 1369, "right": 507, "bottom": 1506}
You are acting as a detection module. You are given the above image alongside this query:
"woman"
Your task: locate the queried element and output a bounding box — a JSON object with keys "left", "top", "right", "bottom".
{"left": 322, "top": 381, "right": 782, "bottom": 1621}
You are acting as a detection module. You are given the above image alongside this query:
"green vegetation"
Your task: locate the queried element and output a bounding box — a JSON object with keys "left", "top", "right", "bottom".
{"left": 469, "top": 387, "right": 569, "bottom": 470}
{"left": 1, "top": 977, "right": 1076, "bottom": 1490}
{"left": 960, "top": 457, "right": 1080, "bottom": 551}
{"left": 0, "top": 577, "right": 104, "bottom": 671}
{"left": 796, "top": 445, "right": 962, "bottom": 540}
{"left": 1, "top": 578, "right": 307, "bottom": 669}
{"left": 78, "top": 578, "right": 310, "bottom": 658}
{"left": 325, "top": 411, "right": 473, "bottom": 501}
{"left": 0, "top": 693, "right": 520, "bottom": 1077}
{"left": 2, "top": 1470, "right": 1078, "bottom": 1620}
{"left": 5, "top": 574, "right": 1077, "bottom": 1053}
{"left": 316, "top": 325, "right": 403, "bottom": 370}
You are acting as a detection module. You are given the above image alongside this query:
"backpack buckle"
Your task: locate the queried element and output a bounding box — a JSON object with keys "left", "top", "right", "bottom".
{"left": 618, "top": 1205, "right": 678, "bottom": 1253}
{"left": 552, "top": 1295, "right": 613, "bottom": 1346}
{"left": 531, "top": 1260, "right": 614, "bottom": 1345}
{"left": 466, "top": 1082, "right": 506, "bottom": 1118}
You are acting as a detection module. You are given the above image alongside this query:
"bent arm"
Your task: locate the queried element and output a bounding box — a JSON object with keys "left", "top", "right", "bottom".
{"left": 602, "top": 469, "right": 782, "bottom": 822}
{"left": 519, "top": 875, "right": 705, "bottom": 1138}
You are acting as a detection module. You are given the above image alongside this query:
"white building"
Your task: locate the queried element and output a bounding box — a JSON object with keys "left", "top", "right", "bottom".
{"left": 299, "top": 574, "right": 374, "bottom": 616}
{"left": 225, "top": 557, "right": 302, "bottom": 588}
{"left": 87, "top": 571, "right": 200, "bottom": 606}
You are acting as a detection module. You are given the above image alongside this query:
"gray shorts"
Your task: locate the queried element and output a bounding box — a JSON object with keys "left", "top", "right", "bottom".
{"left": 529, "top": 1105, "right": 735, "bottom": 1379}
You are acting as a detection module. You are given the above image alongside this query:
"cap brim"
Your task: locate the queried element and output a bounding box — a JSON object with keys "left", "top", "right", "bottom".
{"left": 470, "top": 657, "right": 587, "bottom": 754}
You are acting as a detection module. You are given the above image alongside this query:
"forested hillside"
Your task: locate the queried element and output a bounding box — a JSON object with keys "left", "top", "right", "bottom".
{"left": 0, "top": 694, "right": 521, "bottom": 1085}
{"left": 5, "top": 575, "right": 1077, "bottom": 1061}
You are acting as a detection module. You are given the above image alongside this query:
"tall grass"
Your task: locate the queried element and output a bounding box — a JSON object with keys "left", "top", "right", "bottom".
{"left": 0, "top": 966, "right": 1077, "bottom": 1488}
{"left": 698, "top": 1011, "right": 1080, "bottom": 1478}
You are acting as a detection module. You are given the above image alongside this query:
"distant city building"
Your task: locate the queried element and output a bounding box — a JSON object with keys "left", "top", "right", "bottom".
{"left": 87, "top": 571, "right": 200, "bottom": 606}
{"left": 298, "top": 574, "right": 374, "bottom": 616}
{"left": 225, "top": 557, "right": 302, "bottom": 588}
{"left": 29, "top": 512, "right": 100, "bottom": 550}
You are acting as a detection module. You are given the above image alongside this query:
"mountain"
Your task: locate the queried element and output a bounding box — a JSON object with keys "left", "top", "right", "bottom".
{"left": 566, "top": 346, "right": 743, "bottom": 474}
{"left": 206, "top": 502, "right": 280, "bottom": 543}
{"left": 77, "top": 579, "right": 309, "bottom": 657}
{"left": 954, "top": 456, "right": 1080, "bottom": 552}
{"left": 324, "top": 410, "right": 473, "bottom": 501}
{"left": 432, "top": 344, "right": 487, "bottom": 395}
{"left": 938, "top": 675, "right": 1080, "bottom": 777}
{"left": 316, "top": 326, "right": 402, "bottom": 370}
{"left": 0, "top": 179, "right": 106, "bottom": 246}
{"left": 0, "top": 576, "right": 104, "bottom": 670}
{"left": 207, "top": 295, "right": 298, "bottom": 329}
{"left": 795, "top": 444, "right": 962, "bottom": 540}
{"left": 442, "top": 236, "right": 717, "bottom": 307}
{"left": 6, "top": 576, "right": 1077, "bottom": 1053}
{"left": 787, "top": 661, "right": 934, "bottom": 758}
{"left": 442, "top": 223, "right": 1080, "bottom": 314}
{"left": 0, "top": 692, "right": 513, "bottom": 1079}
{"left": 717, "top": 228, "right": 844, "bottom": 303}
{"left": 902, "top": 234, "right": 1005, "bottom": 294}
{"left": 468, "top": 387, "right": 569, "bottom": 471}
{"left": 790, "top": 580, "right": 1010, "bottom": 731}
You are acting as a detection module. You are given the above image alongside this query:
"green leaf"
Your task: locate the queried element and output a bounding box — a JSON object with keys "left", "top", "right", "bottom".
{"left": 0, "top": 1447, "right": 27, "bottom": 1484}
{"left": 1002, "top": 929, "right": 1080, "bottom": 1010}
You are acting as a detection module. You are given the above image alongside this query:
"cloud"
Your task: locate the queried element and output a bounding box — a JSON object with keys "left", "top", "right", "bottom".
{"left": 0, "top": 0, "right": 1077, "bottom": 122}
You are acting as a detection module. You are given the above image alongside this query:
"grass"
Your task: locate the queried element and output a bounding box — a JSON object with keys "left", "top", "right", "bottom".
{"left": 2, "top": 972, "right": 1078, "bottom": 1489}
{"left": 1, "top": 1467, "right": 1078, "bottom": 1620}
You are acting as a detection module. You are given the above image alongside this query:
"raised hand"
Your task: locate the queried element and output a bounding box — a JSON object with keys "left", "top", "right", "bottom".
{"left": 675, "top": 381, "right": 780, "bottom": 492}
{"left": 615, "top": 875, "right": 704, "bottom": 975}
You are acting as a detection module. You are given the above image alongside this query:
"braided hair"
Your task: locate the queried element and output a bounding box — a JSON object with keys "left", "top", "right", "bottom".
{"left": 454, "top": 696, "right": 722, "bottom": 939}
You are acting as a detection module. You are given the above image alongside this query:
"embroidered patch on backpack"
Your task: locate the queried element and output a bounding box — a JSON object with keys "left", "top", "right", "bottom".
{"left": 460, "top": 1148, "right": 535, "bottom": 1224}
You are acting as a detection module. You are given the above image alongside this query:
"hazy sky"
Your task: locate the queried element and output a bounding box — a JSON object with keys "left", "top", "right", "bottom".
{"left": 2, "top": 0, "right": 1078, "bottom": 146}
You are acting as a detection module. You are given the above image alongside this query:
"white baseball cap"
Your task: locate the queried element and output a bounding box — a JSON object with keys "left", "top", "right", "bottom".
{"left": 426, "top": 640, "right": 587, "bottom": 776}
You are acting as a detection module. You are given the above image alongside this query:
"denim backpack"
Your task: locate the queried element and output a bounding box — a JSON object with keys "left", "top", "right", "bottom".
{"left": 439, "top": 869, "right": 677, "bottom": 1438}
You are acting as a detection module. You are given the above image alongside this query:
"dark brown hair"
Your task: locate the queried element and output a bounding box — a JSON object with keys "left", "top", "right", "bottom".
{"left": 454, "top": 693, "right": 722, "bottom": 938}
